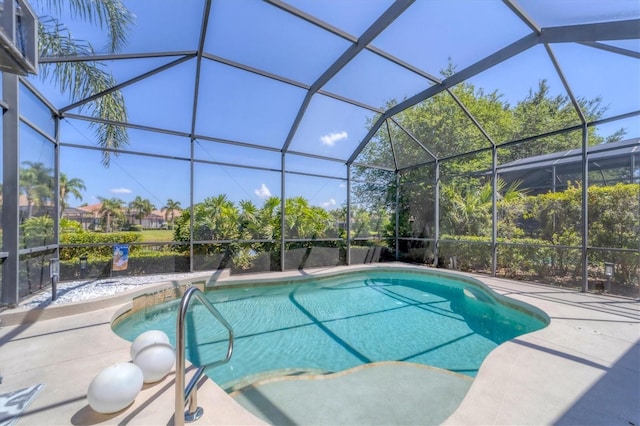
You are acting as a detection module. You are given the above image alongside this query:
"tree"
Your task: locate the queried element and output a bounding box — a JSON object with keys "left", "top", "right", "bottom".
{"left": 97, "top": 197, "right": 124, "bottom": 232}
{"left": 256, "top": 196, "right": 282, "bottom": 257}
{"left": 128, "top": 196, "right": 155, "bottom": 226}
{"left": 352, "top": 60, "right": 625, "bottom": 247}
{"left": 284, "top": 196, "right": 333, "bottom": 240}
{"left": 259, "top": 196, "right": 282, "bottom": 239}
{"left": 238, "top": 200, "right": 260, "bottom": 240}
{"left": 162, "top": 199, "right": 181, "bottom": 230}
{"left": 20, "top": 161, "right": 54, "bottom": 219}
{"left": 36, "top": 0, "right": 134, "bottom": 166}
{"left": 440, "top": 177, "right": 525, "bottom": 237}
{"left": 59, "top": 172, "right": 85, "bottom": 217}
{"left": 20, "top": 216, "right": 54, "bottom": 248}
{"left": 500, "top": 80, "right": 612, "bottom": 164}
{"left": 194, "top": 195, "right": 239, "bottom": 242}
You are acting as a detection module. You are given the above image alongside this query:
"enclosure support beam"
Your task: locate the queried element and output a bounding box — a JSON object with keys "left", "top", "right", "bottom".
{"left": 1, "top": 73, "right": 20, "bottom": 306}
{"left": 395, "top": 172, "right": 400, "bottom": 261}
{"left": 346, "top": 164, "right": 351, "bottom": 266}
{"left": 541, "top": 19, "right": 640, "bottom": 43}
{"left": 52, "top": 111, "right": 61, "bottom": 301}
{"left": 433, "top": 161, "right": 440, "bottom": 267}
{"left": 581, "top": 124, "right": 589, "bottom": 292}
{"left": 189, "top": 138, "right": 195, "bottom": 272}
{"left": 280, "top": 153, "right": 286, "bottom": 272}
{"left": 348, "top": 32, "right": 539, "bottom": 165}
{"left": 187, "top": 0, "right": 212, "bottom": 274}
{"left": 637, "top": 159, "right": 640, "bottom": 291}
{"left": 284, "top": 0, "right": 414, "bottom": 154}
{"left": 491, "top": 145, "right": 498, "bottom": 277}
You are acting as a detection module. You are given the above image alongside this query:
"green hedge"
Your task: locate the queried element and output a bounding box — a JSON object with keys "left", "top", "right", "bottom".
{"left": 425, "top": 235, "right": 634, "bottom": 288}
{"left": 437, "top": 237, "right": 492, "bottom": 271}
{"left": 59, "top": 250, "right": 190, "bottom": 280}
{"left": 59, "top": 232, "right": 143, "bottom": 260}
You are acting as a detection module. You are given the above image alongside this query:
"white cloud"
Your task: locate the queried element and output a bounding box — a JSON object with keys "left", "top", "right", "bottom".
{"left": 321, "top": 198, "right": 337, "bottom": 208}
{"left": 254, "top": 183, "right": 272, "bottom": 199}
{"left": 320, "top": 131, "right": 348, "bottom": 147}
{"left": 110, "top": 188, "right": 132, "bottom": 194}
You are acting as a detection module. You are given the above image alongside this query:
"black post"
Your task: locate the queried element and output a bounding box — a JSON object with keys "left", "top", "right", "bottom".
{"left": 80, "top": 255, "right": 88, "bottom": 279}
{"left": 50, "top": 258, "right": 59, "bottom": 302}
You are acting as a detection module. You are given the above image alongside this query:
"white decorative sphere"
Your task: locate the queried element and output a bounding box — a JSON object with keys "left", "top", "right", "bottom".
{"left": 87, "top": 362, "right": 143, "bottom": 414}
{"left": 130, "top": 330, "right": 170, "bottom": 360}
{"left": 133, "top": 342, "right": 175, "bottom": 383}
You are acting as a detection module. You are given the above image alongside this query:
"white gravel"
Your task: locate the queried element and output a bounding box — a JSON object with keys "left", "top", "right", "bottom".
{"left": 19, "top": 271, "right": 216, "bottom": 309}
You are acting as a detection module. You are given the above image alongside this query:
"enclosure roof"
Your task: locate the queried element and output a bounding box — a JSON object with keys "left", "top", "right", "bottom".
{"left": 498, "top": 137, "right": 640, "bottom": 191}
{"left": 28, "top": 0, "right": 640, "bottom": 171}
{"left": 500, "top": 137, "right": 640, "bottom": 173}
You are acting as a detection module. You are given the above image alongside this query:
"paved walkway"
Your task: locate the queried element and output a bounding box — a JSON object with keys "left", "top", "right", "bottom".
{"left": 446, "top": 275, "right": 639, "bottom": 425}
{"left": 0, "top": 264, "right": 638, "bottom": 425}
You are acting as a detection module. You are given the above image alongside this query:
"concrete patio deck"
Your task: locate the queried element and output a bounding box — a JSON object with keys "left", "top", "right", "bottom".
{"left": 1, "top": 264, "right": 638, "bottom": 425}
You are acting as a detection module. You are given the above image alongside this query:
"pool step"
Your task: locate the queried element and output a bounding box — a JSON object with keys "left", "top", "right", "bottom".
{"left": 229, "top": 362, "right": 473, "bottom": 426}
{"left": 222, "top": 368, "right": 332, "bottom": 393}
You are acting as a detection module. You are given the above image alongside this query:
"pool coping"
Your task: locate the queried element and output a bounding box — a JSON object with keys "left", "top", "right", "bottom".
{"left": 1, "top": 263, "right": 638, "bottom": 425}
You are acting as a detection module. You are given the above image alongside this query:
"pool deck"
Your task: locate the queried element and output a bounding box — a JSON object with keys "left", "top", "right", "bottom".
{"left": 1, "top": 263, "right": 638, "bottom": 425}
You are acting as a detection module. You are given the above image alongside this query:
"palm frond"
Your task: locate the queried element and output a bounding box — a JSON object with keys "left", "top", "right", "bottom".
{"left": 38, "top": 0, "right": 134, "bottom": 53}
{"left": 39, "top": 18, "right": 129, "bottom": 166}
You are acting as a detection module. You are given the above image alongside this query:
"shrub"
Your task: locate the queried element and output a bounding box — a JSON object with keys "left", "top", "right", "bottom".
{"left": 59, "top": 232, "right": 143, "bottom": 260}
{"left": 20, "top": 216, "right": 55, "bottom": 248}
{"left": 60, "top": 218, "right": 84, "bottom": 233}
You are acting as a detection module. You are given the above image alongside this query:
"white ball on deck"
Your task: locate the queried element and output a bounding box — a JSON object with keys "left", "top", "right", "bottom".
{"left": 133, "top": 342, "right": 176, "bottom": 383}
{"left": 87, "top": 362, "right": 143, "bottom": 414}
{"left": 130, "top": 330, "right": 170, "bottom": 360}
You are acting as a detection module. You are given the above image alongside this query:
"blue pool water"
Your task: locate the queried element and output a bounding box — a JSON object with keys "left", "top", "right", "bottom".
{"left": 113, "top": 269, "right": 548, "bottom": 390}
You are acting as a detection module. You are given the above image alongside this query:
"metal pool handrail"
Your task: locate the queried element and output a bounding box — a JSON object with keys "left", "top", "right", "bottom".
{"left": 175, "top": 286, "right": 234, "bottom": 425}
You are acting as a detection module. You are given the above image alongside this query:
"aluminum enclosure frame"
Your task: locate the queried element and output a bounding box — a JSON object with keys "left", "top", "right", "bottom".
{"left": 1, "top": 0, "right": 639, "bottom": 305}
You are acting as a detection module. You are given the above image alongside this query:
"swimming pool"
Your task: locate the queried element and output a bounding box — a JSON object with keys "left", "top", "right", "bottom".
{"left": 113, "top": 268, "right": 548, "bottom": 390}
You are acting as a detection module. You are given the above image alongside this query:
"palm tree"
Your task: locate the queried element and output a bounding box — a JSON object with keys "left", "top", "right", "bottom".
{"left": 128, "top": 196, "right": 155, "bottom": 226}
{"left": 59, "top": 173, "right": 85, "bottom": 217}
{"left": 194, "top": 195, "right": 239, "bottom": 242}
{"left": 36, "top": 0, "right": 134, "bottom": 166}
{"left": 259, "top": 196, "right": 281, "bottom": 240}
{"left": 284, "top": 196, "right": 330, "bottom": 239}
{"left": 97, "top": 196, "right": 124, "bottom": 232}
{"left": 238, "top": 200, "right": 259, "bottom": 240}
{"left": 441, "top": 177, "right": 526, "bottom": 237}
{"left": 20, "top": 161, "right": 54, "bottom": 218}
{"left": 162, "top": 199, "right": 181, "bottom": 230}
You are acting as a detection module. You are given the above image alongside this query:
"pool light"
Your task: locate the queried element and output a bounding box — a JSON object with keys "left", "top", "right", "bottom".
{"left": 87, "top": 362, "right": 143, "bottom": 414}
{"left": 130, "top": 330, "right": 175, "bottom": 383}
{"left": 134, "top": 342, "right": 175, "bottom": 383}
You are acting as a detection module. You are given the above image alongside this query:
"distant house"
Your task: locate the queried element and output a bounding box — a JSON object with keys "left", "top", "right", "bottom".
{"left": 498, "top": 138, "right": 640, "bottom": 195}
{"left": 158, "top": 208, "right": 182, "bottom": 229}
{"left": 69, "top": 203, "right": 103, "bottom": 230}
{"left": 62, "top": 203, "right": 181, "bottom": 230}
{"left": 143, "top": 209, "right": 166, "bottom": 229}
{"left": 61, "top": 207, "right": 96, "bottom": 230}
{"left": 17, "top": 194, "right": 55, "bottom": 222}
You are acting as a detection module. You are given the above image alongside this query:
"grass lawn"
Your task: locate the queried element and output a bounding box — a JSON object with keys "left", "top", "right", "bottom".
{"left": 140, "top": 229, "right": 174, "bottom": 242}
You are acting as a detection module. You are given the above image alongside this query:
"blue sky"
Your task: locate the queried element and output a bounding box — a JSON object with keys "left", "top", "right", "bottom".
{"left": 21, "top": 0, "right": 640, "bottom": 211}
